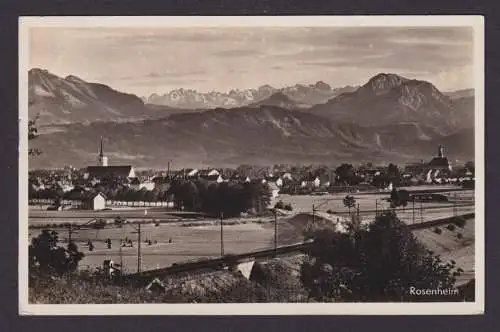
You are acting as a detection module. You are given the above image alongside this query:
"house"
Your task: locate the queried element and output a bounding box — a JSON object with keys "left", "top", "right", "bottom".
{"left": 201, "top": 174, "right": 224, "bottom": 183}
{"left": 84, "top": 192, "right": 107, "bottom": 211}
{"left": 268, "top": 182, "right": 280, "bottom": 198}
{"left": 230, "top": 175, "right": 251, "bottom": 183}
{"left": 145, "top": 278, "right": 166, "bottom": 294}
{"left": 300, "top": 176, "right": 321, "bottom": 188}
{"left": 198, "top": 169, "right": 220, "bottom": 177}
{"left": 141, "top": 180, "right": 155, "bottom": 191}
{"left": 185, "top": 168, "right": 199, "bottom": 178}
{"left": 265, "top": 175, "right": 283, "bottom": 187}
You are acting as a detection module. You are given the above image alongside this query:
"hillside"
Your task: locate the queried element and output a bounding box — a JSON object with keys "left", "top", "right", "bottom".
{"left": 309, "top": 73, "right": 473, "bottom": 134}
{"left": 28, "top": 69, "right": 171, "bottom": 126}
{"left": 248, "top": 91, "right": 308, "bottom": 109}
{"left": 29, "top": 106, "right": 474, "bottom": 169}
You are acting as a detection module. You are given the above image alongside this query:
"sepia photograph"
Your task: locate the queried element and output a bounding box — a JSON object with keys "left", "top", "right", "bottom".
{"left": 19, "top": 16, "right": 484, "bottom": 315}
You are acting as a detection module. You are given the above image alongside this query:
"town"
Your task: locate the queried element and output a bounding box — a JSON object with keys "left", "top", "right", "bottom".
{"left": 29, "top": 138, "right": 474, "bottom": 212}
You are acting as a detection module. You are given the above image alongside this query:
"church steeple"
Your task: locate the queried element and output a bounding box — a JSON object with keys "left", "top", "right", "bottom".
{"left": 98, "top": 136, "right": 108, "bottom": 167}
{"left": 438, "top": 145, "right": 444, "bottom": 158}
{"left": 99, "top": 136, "right": 104, "bottom": 159}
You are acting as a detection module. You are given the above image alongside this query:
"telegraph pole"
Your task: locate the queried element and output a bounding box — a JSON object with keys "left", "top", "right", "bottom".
{"left": 420, "top": 199, "right": 423, "bottom": 223}
{"left": 137, "top": 223, "right": 142, "bottom": 273}
{"left": 220, "top": 212, "right": 224, "bottom": 257}
{"left": 375, "top": 199, "right": 378, "bottom": 217}
{"left": 274, "top": 210, "right": 278, "bottom": 253}
{"left": 412, "top": 197, "right": 415, "bottom": 224}
{"left": 312, "top": 204, "right": 316, "bottom": 224}
{"left": 68, "top": 224, "right": 72, "bottom": 244}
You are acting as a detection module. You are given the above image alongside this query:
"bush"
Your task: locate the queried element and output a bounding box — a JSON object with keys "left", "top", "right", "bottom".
{"left": 447, "top": 224, "right": 456, "bottom": 231}
{"left": 274, "top": 200, "right": 285, "bottom": 209}
{"left": 451, "top": 216, "right": 467, "bottom": 228}
{"left": 284, "top": 204, "right": 293, "bottom": 211}
{"left": 326, "top": 209, "right": 334, "bottom": 214}
{"left": 457, "top": 233, "right": 463, "bottom": 239}
{"left": 433, "top": 227, "right": 442, "bottom": 235}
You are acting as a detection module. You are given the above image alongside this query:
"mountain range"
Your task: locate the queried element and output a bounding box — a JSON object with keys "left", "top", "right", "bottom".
{"left": 144, "top": 82, "right": 358, "bottom": 109}
{"left": 27, "top": 69, "right": 475, "bottom": 169}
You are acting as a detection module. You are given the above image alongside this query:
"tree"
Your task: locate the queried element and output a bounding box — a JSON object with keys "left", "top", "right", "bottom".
{"left": 389, "top": 188, "right": 410, "bottom": 209}
{"left": 29, "top": 230, "right": 84, "bottom": 275}
{"left": 301, "top": 211, "right": 462, "bottom": 302}
{"left": 335, "top": 164, "right": 360, "bottom": 186}
{"left": 343, "top": 195, "right": 356, "bottom": 214}
{"left": 28, "top": 115, "right": 42, "bottom": 157}
{"left": 386, "top": 163, "right": 401, "bottom": 186}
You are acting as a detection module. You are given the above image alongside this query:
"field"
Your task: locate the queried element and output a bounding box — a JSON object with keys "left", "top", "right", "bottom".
{"left": 28, "top": 186, "right": 475, "bottom": 277}
{"left": 273, "top": 189, "right": 474, "bottom": 224}
{"left": 29, "top": 222, "right": 276, "bottom": 273}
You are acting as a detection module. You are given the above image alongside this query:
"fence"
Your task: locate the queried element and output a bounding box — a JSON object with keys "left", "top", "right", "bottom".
{"left": 29, "top": 198, "right": 174, "bottom": 208}
{"left": 105, "top": 200, "right": 174, "bottom": 208}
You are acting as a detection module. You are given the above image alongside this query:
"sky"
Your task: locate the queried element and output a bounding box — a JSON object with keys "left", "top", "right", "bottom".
{"left": 28, "top": 26, "right": 474, "bottom": 96}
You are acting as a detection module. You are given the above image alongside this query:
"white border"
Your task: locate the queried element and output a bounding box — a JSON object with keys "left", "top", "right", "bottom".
{"left": 19, "top": 15, "right": 485, "bottom": 316}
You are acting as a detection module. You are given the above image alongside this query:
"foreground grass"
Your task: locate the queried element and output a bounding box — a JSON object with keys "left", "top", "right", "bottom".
{"left": 29, "top": 273, "right": 165, "bottom": 304}
{"left": 29, "top": 270, "right": 269, "bottom": 304}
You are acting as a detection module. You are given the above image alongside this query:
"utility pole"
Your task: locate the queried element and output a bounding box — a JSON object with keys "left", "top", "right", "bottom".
{"left": 68, "top": 223, "right": 72, "bottom": 244}
{"left": 420, "top": 199, "right": 423, "bottom": 223}
{"left": 375, "top": 199, "right": 378, "bottom": 217}
{"left": 274, "top": 210, "right": 278, "bottom": 254}
{"left": 312, "top": 204, "right": 316, "bottom": 224}
{"left": 137, "top": 223, "right": 142, "bottom": 273}
{"left": 220, "top": 211, "right": 224, "bottom": 257}
{"left": 412, "top": 197, "right": 415, "bottom": 224}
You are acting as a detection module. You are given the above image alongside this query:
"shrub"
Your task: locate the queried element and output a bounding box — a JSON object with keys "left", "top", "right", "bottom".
{"left": 284, "top": 204, "right": 293, "bottom": 211}
{"left": 457, "top": 233, "right": 463, "bottom": 239}
{"left": 447, "top": 224, "right": 456, "bottom": 231}
{"left": 326, "top": 209, "right": 334, "bottom": 214}
{"left": 433, "top": 227, "right": 442, "bottom": 235}
{"left": 274, "top": 200, "right": 285, "bottom": 209}
{"left": 451, "top": 216, "right": 467, "bottom": 228}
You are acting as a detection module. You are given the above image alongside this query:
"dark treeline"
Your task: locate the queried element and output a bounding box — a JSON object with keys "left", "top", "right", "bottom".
{"left": 168, "top": 179, "right": 271, "bottom": 218}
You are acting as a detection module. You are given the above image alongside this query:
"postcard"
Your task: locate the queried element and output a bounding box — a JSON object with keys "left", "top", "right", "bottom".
{"left": 19, "top": 15, "right": 484, "bottom": 315}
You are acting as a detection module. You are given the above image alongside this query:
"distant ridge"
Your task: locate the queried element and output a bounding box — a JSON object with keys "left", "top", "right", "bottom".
{"left": 309, "top": 73, "right": 473, "bottom": 133}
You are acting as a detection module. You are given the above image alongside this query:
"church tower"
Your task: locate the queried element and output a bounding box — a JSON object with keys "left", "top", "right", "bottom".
{"left": 438, "top": 145, "right": 444, "bottom": 158}
{"left": 98, "top": 136, "right": 108, "bottom": 167}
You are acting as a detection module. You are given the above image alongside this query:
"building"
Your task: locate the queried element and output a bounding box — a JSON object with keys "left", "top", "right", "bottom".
{"left": 230, "top": 174, "right": 251, "bottom": 183}
{"left": 85, "top": 137, "right": 136, "bottom": 180}
{"left": 300, "top": 176, "right": 321, "bottom": 188}
{"left": 85, "top": 192, "right": 107, "bottom": 210}
{"left": 264, "top": 175, "right": 283, "bottom": 187}
{"left": 201, "top": 174, "right": 224, "bottom": 183}
{"left": 428, "top": 145, "right": 452, "bottom": 171}
{"left": 198, "top": 169, "right": 220, "bottom": 177}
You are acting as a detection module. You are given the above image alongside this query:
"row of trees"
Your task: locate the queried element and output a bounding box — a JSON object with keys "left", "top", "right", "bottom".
{"left": 168, "top": 179, "right": 271, "bottom": 218}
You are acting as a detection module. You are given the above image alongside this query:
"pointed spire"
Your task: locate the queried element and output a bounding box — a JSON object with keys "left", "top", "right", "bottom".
{"left": 99, "top": 136, "right": 104, "bottom": 158}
